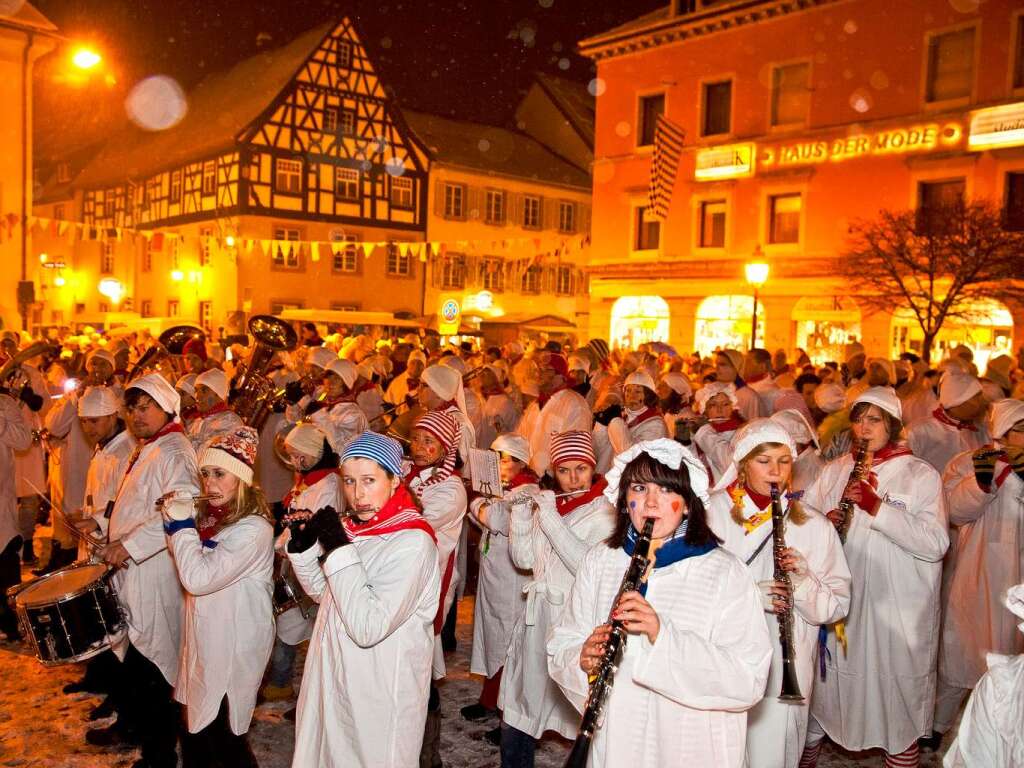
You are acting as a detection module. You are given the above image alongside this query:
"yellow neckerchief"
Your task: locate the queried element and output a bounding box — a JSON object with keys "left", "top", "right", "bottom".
{"left": 731, "top": 485, "right": 772, "bottom": 534}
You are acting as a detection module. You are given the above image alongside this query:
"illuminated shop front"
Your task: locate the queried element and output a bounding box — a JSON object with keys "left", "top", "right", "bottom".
{"left": 610, "top": 295, "right": 669, "bottom": 350}
{"left": 694, "top": 295, "right": 763, "bottom": 357}
{"left": 792, "top": 296, "right": 862, "bottom": 366}
{"left": 890, "top": 298, "right": 1014, "bottom": 370}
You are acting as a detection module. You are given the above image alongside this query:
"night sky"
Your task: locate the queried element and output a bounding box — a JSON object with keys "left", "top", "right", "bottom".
{"left": 33, "top": 0, "right": 664, "bottom": 156}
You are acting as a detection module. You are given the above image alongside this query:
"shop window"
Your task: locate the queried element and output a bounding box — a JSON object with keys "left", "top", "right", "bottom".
{"left": 702, "top": 80, "right": 732, "bottom": 136}
{"left": 611, "top": 296, "right": 670, "bottom": 350}
{"left": 917, "top": 178, "right": 964, "bottom": 235}
{"left": 638, "top": 93, "right": 665, "bottom": 147}
{"left": 891, "top": 298, "right": 1013, "bottom": 370}
{"left": 634, "top": 206, "right": 660, "bottom": 251}
{"left": 768, "top": 193, "right": 801, "bottom": 244}
{"left": 792, "top": 296, "right": 862, "bottom": 366}
{"left": 926, "top": 27, "right": 974, "bottom": 103}
{"left": 771, "top": 63, "right": 809, "bottom": 127}
{"left": 699, "top": 200, "right": 726, "bottom": 248}
{"left": 694, "top": 295, "right": 762, "bottom": 358}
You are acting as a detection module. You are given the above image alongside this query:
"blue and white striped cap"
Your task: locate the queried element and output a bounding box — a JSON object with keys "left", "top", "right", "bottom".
{"left": 340, "top": 430, "right": 405, "bottom": 477}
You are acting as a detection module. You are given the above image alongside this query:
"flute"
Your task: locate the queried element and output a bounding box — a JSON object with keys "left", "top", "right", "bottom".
{"left": 506, "top": 489, "right": 589, "bottom": 505}
{"left": 155, "top": 494, "right": 219, "bottom": 509}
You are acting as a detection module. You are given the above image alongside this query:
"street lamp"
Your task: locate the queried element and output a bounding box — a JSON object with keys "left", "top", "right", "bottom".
{"left": 745, "top": 247, "right": 769, "bottom": 350}
{"left": 71, "top": 47, "right": 102, "bottom": 70}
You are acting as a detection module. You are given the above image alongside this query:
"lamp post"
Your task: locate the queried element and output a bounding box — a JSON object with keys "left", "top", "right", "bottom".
{"left": 745, "top": 248, "right": 769, "bottom": 350}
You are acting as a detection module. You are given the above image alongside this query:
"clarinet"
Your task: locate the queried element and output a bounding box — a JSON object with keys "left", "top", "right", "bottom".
{"left": 835, "top": 438, "right": 870, "bottom": 543}
{"left": 769, "top": 483, "right": 804, "bottom": 703}
{"left": 563, "top": 517, "right": 657, "bottom": 768}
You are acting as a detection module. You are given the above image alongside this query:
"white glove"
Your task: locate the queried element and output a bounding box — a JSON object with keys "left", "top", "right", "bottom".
{"left": 534, "top": 490, "right": 557, "bottom": 518}
{"left": 162, "top": 490, "right": 196, "bottom": 523}
{"left": 511, "top": 493, "right": 539, "bottom": 521}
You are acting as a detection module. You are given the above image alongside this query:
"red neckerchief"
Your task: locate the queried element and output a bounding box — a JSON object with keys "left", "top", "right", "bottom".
{"left": 625, "top": 406, "right": 661, "bottom": 429}
{"left": 342, "top": 484, "right": 436, "bottom": 542}
{"left": 506, "top": 469, "right": 539, "bottom": 490}
{"left": 745, "top": 372, "right": 769, "bottom": 384}
{"left": 126, "top": 422, "right": 185, "bottom": 474}
{"left": 871, "top": 442, "right": 914, "bottom": 466}
{"left": 199, "top": 402, "right": 232, "bottom": 417}
{"left": 538, "top": 384, "right": 568, "bottom": 409}
{"left": 283, "top": 467, "right": 339, "bottom": 510}
{"left": 932, "top": 406, "right": 978, "bottom": 432}
{"left": 557, "top": 476, "right": 607, "bottom": 517}
{"left": 744, "top": 483, "right": 771, "bottom": 511}
{"left": 710, "top": 412, "right": 746, "bottom": 433}
{"left": 198, "top": 504, "right": 232, "bottom": 542}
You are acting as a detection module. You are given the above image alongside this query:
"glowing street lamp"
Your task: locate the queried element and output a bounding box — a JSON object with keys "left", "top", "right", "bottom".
{"left": 98, "top": 278, "right": 124, "bottom": 306}
{"left": 71, "top": 47, "right": 102, "bottom": 70}
{"left": 171, "top": 269, "right": 184, "bottom": 282}
{"left": 745, "top": 247, "right": 769, "bottom": 350}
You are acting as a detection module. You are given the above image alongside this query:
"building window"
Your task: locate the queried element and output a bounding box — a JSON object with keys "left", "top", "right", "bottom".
{"left": 482, "top": 258, "right": 504, "bottom": 292}
{"left": 56, "top": 163, "right": 71, "bottom": 183}
{"left": 768, "top": 193, "right": 802, "bottom": 244}
{"left": 324, "top": 108, "right": 338, "bottom": 133}
{"left": 391, "top": 176, "right": 413, "bottom": 209}
{"left": 330, "top": 230, "right": 359, "bottom": 272}
{"left": 926, "top": 27, "right": 975, "bottom": 103}
{"left": 270, "top": 300, "right": 304, "bottom": 314}
{"left": 335, "top": 168, "right": 360, "bottom": 201}
{"left": 638, "top": 93, "right": 665, "bottom": 146}
{"left": 337, "top": 41, "right": 352, "bottom": 70}
{"left": 523, "top": 195, "right": 541, "bottom": 228}
{"left": 771, "top": 63, "right": 810, "bottom": 127}
{"left": 340, "top": 110, "right": 356, "bottom": 136}
{"left": 199, "top": 226, "right": 213, "bottom": 265}
{"left": 101, "top": 243, "right": 114, "bottom": 274}
{"left": 141, "top": 299, "right": 152, "bottom": 317}
{"left": 54, "top": 204, "right": 65, "bottom": 221}
{"left": 170, "top": 171, "right": 182, "bottom": 202}
{"left": 387, "top": 243, "right": 412, "bottom": 276}
{"left": 198, "top": 301, "right": 212, "bottom": 333}
{"left": 1006, "top": 172, "right": 1024, "bottom": 231}
{"left": 146, "top": 179, "right": 161, "bottom": 207}
{"left": 556, "top": 265, "right": 573, "bottom": 295}
{"left": 276, "top": 159, "right": 303, "bottom": 195}
{"left": 142, "top": 249, "right": 152, "bottom": 272}
{"left": 272, "top": 226, "right": 302, "bottom": 268}
{"left": 167, "top": 299, "right": 179, "bottom": 317}
{"left": 444, "top": 183, "right": 464, "bottom": 218}
{"left": 94, "top": 198, "right": 105, "bottom": 219}
{"left": 702, "top": 80, "right": 732, "bottom": 136}
{"left": 202, "top": 161, "right": 216, "bottom": 195}
{"left": 521, "top": 265, "right": 542, "bottom": 293}
{"left": 98, "top": 301, "right": 109, "bottom": 314}
{"left": 558, "top": 201, "right": 576, "bottom": 233}
{"left": 634, "top": 206, "right": 660, "bottom": 251}
{"left": 485, "top": 190, "right": 505, "bottom": 224}
{"left": 1015, "top": 15, "right": 1024, "bottom": 90}
{"left": 917, "top": 178, "right": 965, "bottom": 235}
{"left": 441, "top": 253, "right": 466, "bottom": 289}
{"left": 699, "top": 200, "right": 727, "bottom": 248}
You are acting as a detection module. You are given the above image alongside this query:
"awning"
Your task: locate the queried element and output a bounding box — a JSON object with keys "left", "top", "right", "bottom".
{"left": 278, "top": 309, "right": 422, "bottom": 329}
{"left": 480, "top": 313, "right": 577, "bottom": 333}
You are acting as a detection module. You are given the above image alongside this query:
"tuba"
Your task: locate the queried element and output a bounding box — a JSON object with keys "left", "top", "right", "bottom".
{"left": 127, "top": 325, "right": 205, "bottom": 381}
{"left": 0, "top": 341, "right": 49, "bottom": 400}
{"left": 231, "top": 315, "right": 298, "bottom": 430}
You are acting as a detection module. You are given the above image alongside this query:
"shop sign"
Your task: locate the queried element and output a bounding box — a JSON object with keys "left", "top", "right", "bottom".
{"left": 694, "top": 143, "right": 755, "bottom": 180}
{"left": 760, "top": 122, "right": 962, "bottom": 168}
{"left": 438, "top": 297, "right": 461, "bottom": 336}
{"left": 968, "top": 102, "right": 1024, "bottom": 151}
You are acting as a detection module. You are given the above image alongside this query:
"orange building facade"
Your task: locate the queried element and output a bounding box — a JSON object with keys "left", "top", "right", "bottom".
{"left": 580, "top": 0, "right": 1024, "bottom": 367}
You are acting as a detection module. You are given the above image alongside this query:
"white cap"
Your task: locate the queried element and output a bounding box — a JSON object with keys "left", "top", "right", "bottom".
{"left": 661, "top": 372, "right": 692, "bottom": 399}
{"left": 567, "top": 355, "right": 590, "bottom": 374}
{"left": 284, "top": 422, "right": 328, "bottom": 460}
{"left": 852, "top": 386, "right": 902, "bottom": 420}
{"left": 491, "top": 433, "right": 531, "bottom": 464}
{"left": 195, "top": 368, "right": 230, "bottom": 402}
{"left": 77, "top": 386, "right": 121, "bottom": 418}
{"left": 603, "top": 438, "right": 710, "bottom": 507}
{"left": 441, "top": 355, "right": 468, "bottom": 375}
{"left": 770, "top": 408, "right": 819, "bottom": 449}
{"left": 422, "top": 364, "right": 461, "bottom": 401}
{"left": 175, "top": 374, "right": 198, "bottom": 397}
{"left": 308, "top": 347, "right": 338, "bottom": 370}
{"left": 988, "top": 398, "right": 1024, "bottom": 440}
{"left": 327, "top": 358, "right": 358, "bottom": 390}
{"left": 624, "top": 370, "right": 656, "bottom": 392}
{"left": 814, "top": 382, "right": 846, "bottom": 414}
{"left": 694, "top": 381, "right": 737, "bottom": 414}
{"left": 939, "top": 372, "right": 982, "bottom": 409}
{"left": 127, "top": 373, "right": 181, "bottom": 418}
{"left": 713, "top": 418, "right": 797, "bottom": 492}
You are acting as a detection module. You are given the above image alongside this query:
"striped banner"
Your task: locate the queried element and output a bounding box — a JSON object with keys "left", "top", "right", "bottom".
{"left": 648, "top": 115, "right": 686, "bottom": 219}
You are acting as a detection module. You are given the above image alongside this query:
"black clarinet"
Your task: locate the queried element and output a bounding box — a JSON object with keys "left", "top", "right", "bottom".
{"left": 564, "top": 517, "right": 657, "bottom": 768}
{"left": 769, "top": 482, "right": 804, "bottom": 703}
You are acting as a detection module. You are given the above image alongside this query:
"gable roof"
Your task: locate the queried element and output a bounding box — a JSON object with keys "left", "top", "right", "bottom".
{"left": 533, "top": 73, "right": 594, "bottom": 147}
{"left": 403, "top": 110, "right": 590, "bottom": 190}
{"left": 1, "top": 1, "right": 58, "bottom": 33}
{"left": 74, "top": 22, "right": 333, "bottom": 189}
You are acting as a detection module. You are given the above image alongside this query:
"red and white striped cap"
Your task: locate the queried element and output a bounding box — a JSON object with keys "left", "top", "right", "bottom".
{"left": 550, "top": 430, "right": 596, "bottom": 468}
{"left": 413, "top": 410, "right": 460, "bottom": 450}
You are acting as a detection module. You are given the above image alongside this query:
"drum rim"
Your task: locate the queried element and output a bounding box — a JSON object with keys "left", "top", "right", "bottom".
{"left": 33, "top": 627, "right": 127, "bottom": 667}
{"left": 16, "top": 563, "right": 114, "bottom": 607}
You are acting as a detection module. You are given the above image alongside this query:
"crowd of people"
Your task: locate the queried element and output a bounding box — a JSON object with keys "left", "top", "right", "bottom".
{"left": 1, "top": 321, "right": 1023, "bottom": 768}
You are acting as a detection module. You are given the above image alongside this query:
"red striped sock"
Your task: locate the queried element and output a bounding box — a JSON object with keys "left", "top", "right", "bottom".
{"left": 884, "top": 743, "right": 920, "bottom": 768}
{"left": 798, "top": 741, "right": 822, "bottom": 768}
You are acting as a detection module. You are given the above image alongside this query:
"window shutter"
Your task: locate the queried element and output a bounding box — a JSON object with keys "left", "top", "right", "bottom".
{"left": 580, "top": 203, "right": 591, "bottom": 235}
{"left": 544, "top": 198, "right": 559, "bottom": 231}
{"left": 466, "top": 186, "right": 482, "bottom": 221}
{"left": 434, "top": 181, "right": 447, "bottom": 218}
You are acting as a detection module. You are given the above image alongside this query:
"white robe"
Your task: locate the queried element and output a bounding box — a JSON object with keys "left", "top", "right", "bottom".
{"left": 708, "top": 492, "right": 852, "bottom": 768}
{"left": 356, "top": 385, "right": 385, "bottom": 424}
{"left": 518, "top": 389, "right": 593, "bottom": 476}
{"left": 499, "top": 492, "right": 615, "bottom": 739}
{"left": 13, "top": 364, "right": 48, "bottom": 499}
{"left": 109, "top": 428, "right": 200, "bottom": 684}
{"left": 940, "top": 450, "right": 1024, "bottom": 689}
{"left": 907, "top": 413, "right": 988, "bottom": 475}
{"left": 169, "top": 516, "right": 275, "bottom": 735}
{"left": 384, "top": 370, "right": 417, "bottom": 406}
{"left": 288, "top": 531, "right": 440, "bottom": 768}
{"left": 468, "top": 484, "right": 536, "bottom": 677}
{"left": 81, "top": 429, "right": 137, "bottom": 560}
{"left": 547, "top": 544, "right": 773, "bottom": 768}
{"left": 0, "top": 394, "right": 32, "bottom": 552}
{"left": 803, "top": 452, "right": 949, "bottom": 752}
{"left": 44, "top": 391, "right": 92, "bottom": 544}
{"left": 310, "top": 400, "right": 368, "bottom": 455}
{"left": 944, "top": 650, "right": 1024, "bottom": 768}
{"left": 791, "top": 447, "right": 824, "bottom": 493}
{"left": 736, "top": 384, "right": 765, "bottom": 421}
{"left": 694, "top": 423, "right": 739, "bottom": 484}
{"left": 187, "top": 407, "right": 244, "bottom": 453}
{"left": 608, "top": 410, "right": 670, "bottom": 456}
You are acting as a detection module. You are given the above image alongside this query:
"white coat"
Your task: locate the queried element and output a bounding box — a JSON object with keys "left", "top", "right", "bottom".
{"left": 109, "top": 428, "right": 200, "bottom": 684}
{"left": 288, "top": 531, "right": 440, "bottom": 768}
{"left": 0, "top": 394, "right": 32, "bottom": 552}
{"left": 803, "top": 451, "right": 949, "bottom": 753}
{"left": 749, "top": 377, "right": 784, "bottom": 415}
{"left": 169, "top": 515, "right": 274, "bottom": 734}
{"left": 500, "top": 490, "right": 615, "bottom": 739}
{"left": 467, "top": 482, "right": 537, "bottom": 677}
{"left": 907, "top": 413, "right": 988, "bottom": 474}
{"left": 256, "top": 411, "right": 292, "bottom": 505}
{"left": 82, "top": 429, "right": 137, "bottom": 559}
{"left": 406, "top": 468, "right": 467, "bottom": 678}
{"left": 45, "top": 391, "right": 92, "bottom": 543}
{"left": 356, "top": 385, "right": 385, "bottom": 424}
{"left": 608, "top": 410, "right": 670, "bottom": 457}
{"left": 943, "top": 650, "right": 1024, "bottom": 768}
{"left": 940, "top": 450, "right": 1024, "bottom": 689}
{"left": 311, "top": 400, "right": 368, "bottom": 455}
{"left": 694, "top": 422, "right": 740, "bottom": 484}
{"left": 792, "top": 447, "right": 824, "bottom": 493}
{"left": 547, "top": 543, "right": 773, "bottom": 768}
{"left": 736, "top": 384, "right": 765, "bottom": 421}
{"left": 187, "top": 407, "right": 244, "bottom": 453}
{"left": 13, "top": 364, "right": 48, "bottom": 500}
{"left": 517, "top": 389, "right": 593, "bottom": 477}
{"left": 708, "top": 491, "right": 852, "bottom": 768}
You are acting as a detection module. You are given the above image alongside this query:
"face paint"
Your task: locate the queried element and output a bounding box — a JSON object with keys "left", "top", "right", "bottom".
{"left": 629, "top": 500, "right": 636, "bottom": 510}
{"left": 671, "top": 500, "right": 680, "bottom": 513}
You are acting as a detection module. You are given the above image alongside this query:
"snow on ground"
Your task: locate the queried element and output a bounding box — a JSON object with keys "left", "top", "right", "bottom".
{"left": 0, "top": 591, "right": 955, "bottom": 767}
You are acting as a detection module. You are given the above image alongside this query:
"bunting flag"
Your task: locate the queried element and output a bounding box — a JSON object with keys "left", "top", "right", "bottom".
{"left": 648, "top": 114, "right": 686, "bottom": 219}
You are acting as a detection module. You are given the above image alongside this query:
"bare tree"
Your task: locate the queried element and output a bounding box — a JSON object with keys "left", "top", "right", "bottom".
{"left": 838, "top": 200, "right": 1024, "bottom": 364}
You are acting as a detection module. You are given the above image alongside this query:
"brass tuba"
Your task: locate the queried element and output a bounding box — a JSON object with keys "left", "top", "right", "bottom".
{"left": 0, "top": 341, "right": 49, "bottom": 398}
{"left": 127, "top": 325, "right": 206, "bottom": 381}
{"left": 231, "top": 315, "right": 298, "bottom": 430}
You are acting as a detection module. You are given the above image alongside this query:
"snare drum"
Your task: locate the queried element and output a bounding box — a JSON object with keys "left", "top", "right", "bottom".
{"left": 14, "top": 563, "right": 125, "bottom": 666}
{"left": 272, "top": 556, "right": 313, "bottom": 619}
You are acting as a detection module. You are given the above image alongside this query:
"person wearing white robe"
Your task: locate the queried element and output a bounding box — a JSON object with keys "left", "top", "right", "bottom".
{"left": 187, "top": 368, "right": 244, "bottom": 453}
{"left": 799, "top": 386, "right": 949, "bottom": 768}
{"left": 770, "top": 408, "right": 825, "bottom": 492}
{"left": 931, "top": 398, "right": 1024, "bottom": 743}
{"left": 692, "top": 382, "right": 745, "bottom": 483}
{"left": 707, "top": 420, "right": 851, "bottom": 768}
{"left": 906, "top": 372, "right": 989, "bottom": 474}
{"left": 547, "top": 438, "right": 772, "bottom": 768}
{"left": 309, "top": 358, "right": 369, "bottom": 455}
{"left": 0, "top": 390, "right": 31, "bottom": 639}
{"left": 162, "top": 426, "right": 274, "bottom": 767}
{"left": 286, "top": 431, "right": 440, "bottom": 768}
{"left": 606, "top": 370, "right": 669, "bottom": 456}
{"left": 944, "top": 582, "right": 1024, "bottom": 768}
{"left": 717, "top": 348, "right": 764, "bottom": 421}
{"left": 499, "top": 430, "right": 615, "bottom": 766}
{"left": 475, "top": 364, "right": 521, "bottom": 451}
